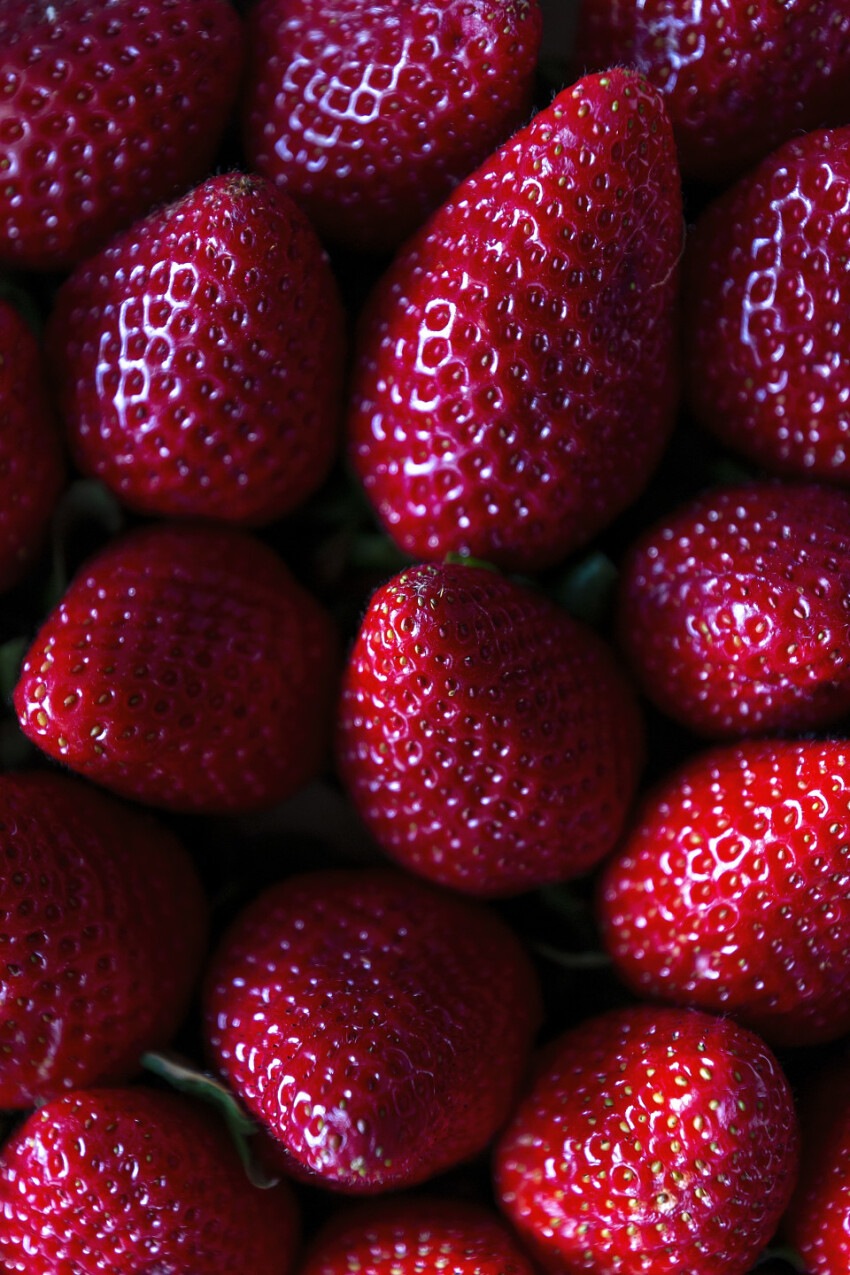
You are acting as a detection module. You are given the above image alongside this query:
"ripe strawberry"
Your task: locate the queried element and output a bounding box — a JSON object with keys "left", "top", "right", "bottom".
{"left": 348, "top": 69, "right": 683, "bottom": 572}
{"left": 573, "top": 0, "right": 850, "bottom": 187}
{"left": 204, "top": 867, "right": 541, "bottom": 1193}
{"left": 0, "top": 0, "right": 243, "bottom": 272}
{"left": 14, "top": 521, "right": 339, "bottom": 813}
{"left": 0, "top": 1086, "right": 299, "bottom": 1274}
{"left": 495, "top": 1005, "right": 799, "bottom": 1275}
{"left": 784, "top": 1063, "right": 850, "bottom": 1274}
{"left": 684, "top": 125, "right": 850, "bottom": 485}
{"left": 242, "top": 0, "right": 543, "bottom": 255}
{"left": 618, "top": 482, "right": 850, "bottom": 738}
{"left": 336, "top": 561, "right": 643, "bottom": 897}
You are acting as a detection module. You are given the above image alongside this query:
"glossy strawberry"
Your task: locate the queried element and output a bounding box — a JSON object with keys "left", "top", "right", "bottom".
{"left": 618, "top": 482, "right": 850, "bottom": 738}
{"left": 204, "top": 867, "right": 541, "bottom": 1193}
{"left": 0, "top": 0, "right": 243, "bottom": 273}
{"left": 348, "top": 69, "right": 682, "bottom": 572}
{"left": 242, "top": 0, "right": 543, "bottom": 254}
{"left": 784, "top": 1063, "right": 850, "bottom": 1274}
{"left": 336, "top": 561, "right": 643, "bottom": 897}
{"left": 495, "top": 1005, "right": 799, "bottom": 1275}
{"left": 14, "top": 522, "right": 339, "bottom": 813}
{"left": 47, "top": 172, "right": 346, "bottom": 525}
{"left": 685, "top": 125, "right": 850, "bottom": 484}
{"left": 0, "top": 1086, "right": 299, "bottom": 1274}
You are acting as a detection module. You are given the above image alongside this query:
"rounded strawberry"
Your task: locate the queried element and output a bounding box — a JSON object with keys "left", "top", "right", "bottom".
{"left": 0, "top": 1086, "right": 299, "bottom": 1274}
{"left": 204, "top": 867, "right": 541, "bottom": 1193}
{"left": 14, "top": 522, "right": 339, "bottom": 813}
{"left": 242, "top": 0, "right": 543, "bottom": 255}
{"left": 348, "top": 69, "right": 683, "bottom": 572}
{"left": 784, "top": 1063, "right": 850, "bottom": 1274}
{"left": 0, "top": 0, "right": 244, "bottom": 272}
{"left": 495, "top": 1005, "right": 799, "bottom": 1275}
{"left": 685, "top": 125, "right": 850, "bottom": 485}
{"left": 47, "top": 172, "right": 346, "bottom": 526}
{"left": 337, "top": 562, "right": 643, "bottom": 897}
{"left": 618, "top": 482, "right": 850, "bottom": 738}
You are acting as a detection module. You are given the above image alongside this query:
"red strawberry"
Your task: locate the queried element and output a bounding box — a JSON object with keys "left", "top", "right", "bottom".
{"left": 618, "top": 482, "right": 850, "bottom": 739}
{"left": 0, "top": 299, "right": 64, "bottom": 593}
{"left": 348, "top": 69, "right": 683, "bottom": 572}
{"left": 784, "top": 1063, "right": 850, "bottom": 1274}
{"left": 0, "top": 1086, "right": 299, "bottom": 1274}
{"left": 336, "top": 561, "right": 643, "bottom": 897}
{"left": 684, "top": 125, "right": 850, "bottom": 485}
{"left": 0, "top": 0, "right": 243, "bottom": 272}
{"left": 574, "top": 0, "right": 850, "bottom": 187}
{"left": 14, "top": 521, "right": 339, "bottom": 813}
{"left": 204, "top": 867, "right": 541, "bottom": 1193}
{"left": 495, "top": 1005, "right": 799, "bottom": 1275}
{"left": 241, "top": 0, "right": 543, "bottom": 254}
{"left": 47, "top": 172, "right": 346, "bottom": 526}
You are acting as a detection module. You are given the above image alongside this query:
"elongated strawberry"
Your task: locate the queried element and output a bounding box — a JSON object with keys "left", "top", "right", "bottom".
{"left": 14, "top": 522, "right": 339, "bottom": 813}
{"left": 348, "top": 69, "right": 683, "bottom": 572}
{"left": 784, "top": 1063, "right": 850, "bottom": 1274}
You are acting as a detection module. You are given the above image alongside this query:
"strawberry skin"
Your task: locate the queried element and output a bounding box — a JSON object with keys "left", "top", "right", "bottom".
{"left": 618, "top": 482, "right": 850, "bottom": 738}
{"left": 204, "top": 867, "right": 541, "bottom": 1193}
{"left": 495, "top": 1005, "right": 799, "bottom": 1275}
{"left": 14, "top": 522, "right": 339, "bottom": 813}
{"left": 336, "top": 562, "right": 644, "bottom": 897}
{"left": 784, "top": 1064, "right": 850, "bottom": 1274}
{"left": 0, "top": 1086, "right": 299, "bottom": 1274}
{"left": 47, "top": 173, "right": 346, "bottom": 525}
{"left": 685, "top": 125, "right": 850, "bottom": 485}
{"left": 242, "top": 0, "right": 543, "bottom": 254}
{"left": 0, "top": 0, "right": 243, "bottom": 272}
{"left": 348, "top": 69, "right": 682, "bottom": 572}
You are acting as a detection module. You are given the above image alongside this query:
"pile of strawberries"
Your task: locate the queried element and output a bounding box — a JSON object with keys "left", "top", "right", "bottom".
{"left": 2, "top": 1, "right": 850, "bottom": 1273}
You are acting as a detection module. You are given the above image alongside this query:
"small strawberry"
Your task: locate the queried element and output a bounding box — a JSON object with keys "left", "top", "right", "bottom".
{"left": 784, "top": 1063, "right": 850, "bottom": 1275}
{"left": 684, "top": 125, "right": 850, "bottom": 485}
{"left": 0, "top": 0, "right": 243, "bottom": 272}
{"left": 618, "top": 482, "right": 850, "bottom": 738}
{"left": 495, "top": 1005, "right": 799, "bottom": 1275}
{"left": 348, "top": 69, "right": 683, "bottom": 572}
{"left": 204, "top": 867, "right": 541, "bottom": 1193}
{"left": 242, "top": 0, "right": 543, "bottom": 254}
{"left": 47, "top": 172, "right": 346, "bottom": 526}
{"left": 0, "top": 1086, "right": 299, "bottom": 1274}
{"left": 336, "top": 561, "right": 643, "bottom": 897}
{"left": 14, "top": 521, "right": 339, "bottom": 813}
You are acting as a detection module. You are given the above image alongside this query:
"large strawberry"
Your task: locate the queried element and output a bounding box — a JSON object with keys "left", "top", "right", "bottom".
{"left": 784, "top": 1063, "right": 850, "bottom": 1274}
{"left": 348, "top": 69, "right": 683, "bottom": 572}
{"left": 336, "top": 561, "right": 643, "bottom": 897}
{"left": 204, "top": 867, "right": 541, "bottom": 1193}
{"left": 495, "top": 1005, "right": 799, "bottom": 1275}
{"left": 0, "top": 0, "right": 243, "bottom": 272}
{"left": 14, "top": 522, "right": 339, "bottom": 813}
{"left": 242, "top": 0, "right": 543, "bottom": 254}
{"left": 47, "top": 172, "right": 345, "bottom": 526}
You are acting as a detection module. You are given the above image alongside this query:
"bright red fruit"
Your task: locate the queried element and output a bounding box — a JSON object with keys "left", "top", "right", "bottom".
{"left": 336, "top": 562, "right": 643, "bottom": 897}
{"left": 685, "top": 125, "right": 850, "bottom": 484}
{"left": 349, "top": 69, "right": 682, "bottom": 572}
{"left": 204, "top": 868, "right": 541, "bottom": 1193}
{"left": 14, "top": 522, "right": 339, "bottom": 813}
{"left": 495, "top": 1005, "right": 799, "bottom": 1275}
{"left": 618, "top": 482, "right": 850, "bottom": 738}
{"left": 47, "top": 173, "right": 345, "bottom": 525}
{"left": 242, "top": 0, "right": 543, "bottom": 254}
{"left": 0, "top": 1086, "right": 299, "bottom": 1274}
{"left": 784, "top": 1063, "right": 850, "bottom": 1275}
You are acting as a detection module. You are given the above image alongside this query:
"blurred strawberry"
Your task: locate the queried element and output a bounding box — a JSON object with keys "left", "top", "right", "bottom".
{"left": 784, "top": 1063, "right": 850, "bottom": 1275}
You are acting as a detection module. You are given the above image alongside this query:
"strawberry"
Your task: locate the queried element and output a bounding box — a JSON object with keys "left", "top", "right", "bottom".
{"left": 0, "top": 0, "right": 243, "bottom": 272}
{"left": 14, "top": 521, "right": 339, "bottom": 813}
{"left": 204, "top": 867, "right": 541, "bottom": 1193}
{"left": 784, "top": 1063, "right": 850, "bottom": 1275}
{"left": 618, "top": 482, "right": 850, "bottom": 739}
{"left": 0, "top": 1086, "right": 299, "bottom": 1274}
{"left": 573, "top": 0, "right": 850, "bottom": 187}
{"left": 495, "top": 1005, "right": 799, "bottom": 1275}
{"left": 684, "top": 125, "right": 850, "bottom": 485}
{"left": 336, "top": 561, "right": 644, "bottom": 897}
{"left": 348, "top": 69, "right": 683, "bottom": 572}
{"left": 241, "top": 0, "right": 543, "bottom": 255}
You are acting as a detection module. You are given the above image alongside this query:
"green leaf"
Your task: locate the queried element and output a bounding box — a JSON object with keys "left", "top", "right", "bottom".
{"left": 553, "top": 551, "right": 619, "bottom": 627}
{"left": 43, "top": 479, "right": 125, "bottom": 609}
{"left": 442, "top": 551, "right": 501, "bottom": 574}
{"left": 532, "top": 942, "right": 612, "bottom": 971}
